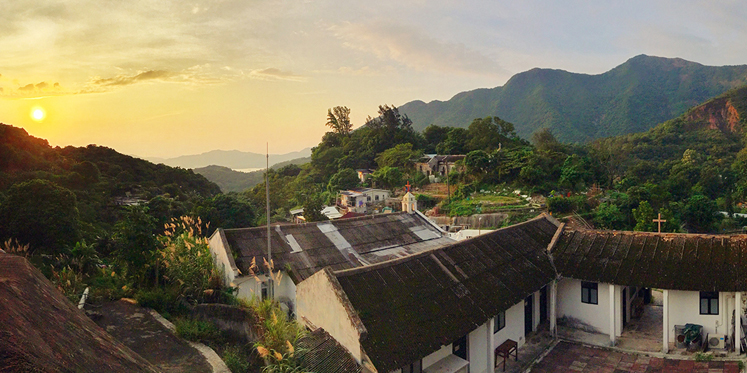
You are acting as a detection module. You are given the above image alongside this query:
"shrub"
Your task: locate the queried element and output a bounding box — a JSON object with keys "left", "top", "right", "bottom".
{"left": 174, "top": 317, "right": 222, "bottom": 344}
{"left": 250, "top": 299, "right": 307, "bottom": 372}
{"left": 222, "top": 345, "right": 253, "bottom": 373}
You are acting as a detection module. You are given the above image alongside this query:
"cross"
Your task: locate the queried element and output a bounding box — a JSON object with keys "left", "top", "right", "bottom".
{"left": 404, "top": 181, "right": 411, "bottom": 193}
{"left": 652, "top": 213, "right": 666, "bottom": 233}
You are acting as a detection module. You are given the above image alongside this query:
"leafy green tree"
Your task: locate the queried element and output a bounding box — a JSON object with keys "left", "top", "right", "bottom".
{"left": 560, "top": 154, "right": 592, "bottom": 191}
{"left": 0, "top": 179, "right": 80, "bottom": 254}
{"left": 593, "top": 202, "right": 627, "bottom": 230}
{"left": 327, "top": 168, "right": 359, "bottom": 194}
{"left": 365, "top": 104, "right": 413, "bottom": 131}
{"left": 632, "top": 201, "right": 656, "bottom": 232}
{"left": 375, "top": 143, "right": 422, "bottom": 170}
{"left": 372, "top": 166, "right": 403, "bottom": 190}
{"left": 422, "top": 125, "right": 450, "bottom": 153}
{"left": 191, "top": 194, "right": 256, "bottom": 235}
{"left": 466, "top": 116, "right": 517, "bottom": 151}
{"left": 436, "top": 128, "right": 468, "bottom": 155}
{"left": 325, "top": 106, "right": 353, "bottom": 135}
{"left": 683, "top": 194, "right": 719, "bottom": 233}
{"left": 112, "top": 205, "right": 158, "bottom": 285}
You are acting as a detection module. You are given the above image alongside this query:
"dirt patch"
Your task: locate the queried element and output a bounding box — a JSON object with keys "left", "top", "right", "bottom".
{"left": 93, "top": 300, "right": 213, "bottom": 373}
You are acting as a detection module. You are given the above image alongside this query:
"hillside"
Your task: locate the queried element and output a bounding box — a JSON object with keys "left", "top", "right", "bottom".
{"left": 400, "top": 55, "right": 747, "bottom": 143}
{"left": 148, "top": 148, "right": 312, "bottom": 169}
{"left": 193, "top": 156, "right": 311, "bottom": 193}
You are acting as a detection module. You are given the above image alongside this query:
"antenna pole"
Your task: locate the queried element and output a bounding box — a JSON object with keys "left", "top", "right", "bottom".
{"left": 265, "top": 143, "right": 274, "bottom": 300}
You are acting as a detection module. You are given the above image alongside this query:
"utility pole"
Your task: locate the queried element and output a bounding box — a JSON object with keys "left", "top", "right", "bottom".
{"left": 265, "top": 143, "right": 274, "bottom": 300}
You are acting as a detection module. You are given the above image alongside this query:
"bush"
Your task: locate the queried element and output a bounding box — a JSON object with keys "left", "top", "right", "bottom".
{"left": 222, "top": 345, "right": 254, "bottom": 373}
{"left": 174, "top": 317, "right": 222, "bottom": 344}
{"left": 134, "top": 287, "right": 186, "bottom": 315}
{"left": 547, "top": 195, "right": 587, "bottom": 214}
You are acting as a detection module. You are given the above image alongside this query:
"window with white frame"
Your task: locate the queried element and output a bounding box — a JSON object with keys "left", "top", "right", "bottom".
{"left": 581, "top": 281, "right": 598, "bottom": 304}
{"left": 493, "top": 311, "right": 506, "bottom": 333}
{"left": 700, "top": 291, "right": 719, "bottom": 315}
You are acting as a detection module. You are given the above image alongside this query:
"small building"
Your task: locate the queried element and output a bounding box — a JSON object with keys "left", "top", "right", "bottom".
{"left": 415, "top": 155, "right": 466, "bottom": 178}
{"left": 208, "top": 211, "right": 453, "bottom": 313}
{"left": 448, "top": 228, "right": 495, "bottom": 241}
{"left": 338, "top": 188, "right": 391, "bottom": 213}
{"left": 290, "top": 206, "right": 343, "bottom": 223}
{"left": 296, "top": 214, "right": 561, "bottom": 373}
{"left": 551, "top": 228, "right": 747, "bottom": 353}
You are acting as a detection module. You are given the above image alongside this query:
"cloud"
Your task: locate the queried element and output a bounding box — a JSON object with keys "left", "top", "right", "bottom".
{"left": 327, "top": 21, "right": 507, "bottom": 77}
{"left": 246, "top": 68, "right": 306, "bottom": 82}
{"left": 1, "top": 80, "right": 64, "bottom": 97}
{"left": 91, "top": 70, "right": 175, "bottom": 87}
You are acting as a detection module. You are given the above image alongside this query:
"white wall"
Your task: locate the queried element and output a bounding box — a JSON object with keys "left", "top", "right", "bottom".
{"left": 468, "top": 324, "right": 489, "bottom": 373}
{"left": 422, "top": 344, "right": 453, "bottom": 370}
{"left": 208, "top": 229, "right": 238, "bottom": 285}
{"left": 234, "top": 271, "right": 297, "bottom": 307}
{"left": 557, "top": 278, "right": 612, "bottom": 335}
{"left": 667, "top": 290, "right": 733, "bottom": 342}
{"left": 296, "top": 270, "right": 364, "bottom": 363}
{"left": 494, "top": 302, "right": 527, "bottom": 348}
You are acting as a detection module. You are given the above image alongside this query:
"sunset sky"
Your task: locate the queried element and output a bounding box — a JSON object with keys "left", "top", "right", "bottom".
{"left": 2, "top": 1, "right": 747, "bottom": 158}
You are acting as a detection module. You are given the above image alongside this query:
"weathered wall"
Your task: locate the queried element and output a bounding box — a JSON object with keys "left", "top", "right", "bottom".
{"left": 208, "top": 229, "right": 238, "bottom": 285}
{"left": 235, "top": 272, "right": 297, "bottom": 311}
{"left": 192, "top": 303, "right": 257, "bottom": 343}
{"left": 296, "top": 270, "right": 363, "bottom": 363}
{"left": 557, "top": 278, "right": 611, "bottom": 335}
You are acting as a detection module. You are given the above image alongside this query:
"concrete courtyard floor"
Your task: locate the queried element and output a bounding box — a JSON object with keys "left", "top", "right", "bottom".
{"left": 529, "top": 341, "right": 743, "bottom": 372}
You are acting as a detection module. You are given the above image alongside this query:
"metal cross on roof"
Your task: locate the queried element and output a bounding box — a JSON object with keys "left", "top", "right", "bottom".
{"left": 652, "top": 213, "right": 667, "bottom": 233}
{"left": 404, "top": 181, "right": 411, "bottom": 193}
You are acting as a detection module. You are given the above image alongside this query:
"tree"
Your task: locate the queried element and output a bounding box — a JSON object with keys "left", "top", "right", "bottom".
{"left": 365, "top": 104, "right": 412, "bottom": 131}
{"left": 683, "top": 194, "right": 719, "bottom": 233}
{"left": 422, "top": 125, "right": 450, "bottom": 153}
{"left": 325, "top": 106, "right": 353, "bottom": 135}
{"left": 0, "top": 179, "right": 80, "bottom": 254}
{"left": 191, "top": 194, "right": 256, "bottom": 235}
{"left": 436, "top": 128, "right": 468, "bottom": 155}
{"left": 593, "top": 202, "right": 626, "bottom": 230}
{"left": 632, "top": 201, "right": 656, "bottom": 232}
{"left": 466, "top": 116, "right": 517, "bottom": 152}
{"left": 560, "top": 154, "right": 592, "bottom": 191}
{"left": 112, "top": 205, "right": 158, "bottom": 285}
{"left": 372, "top": 166, "right": 403, "bottom": 190}
{"left": 327, "top": 168, "right": 360, "bottom": 194}
{"left": 375, "top": 143, "right": 422, "bottom": 170}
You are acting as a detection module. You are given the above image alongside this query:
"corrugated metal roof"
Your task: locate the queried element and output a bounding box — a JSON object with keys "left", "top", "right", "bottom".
{"left": 333, "top": 214, "right": 559, "bottom": 373}
{"left": 222, "top": 212, "right": 453, "bottom": 282}
{"left": 552, "top": 229, "right": 747, "bottom": 292}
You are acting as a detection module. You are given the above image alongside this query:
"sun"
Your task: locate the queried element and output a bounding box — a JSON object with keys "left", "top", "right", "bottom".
{"left": 31, "top": 107, "right": 46, "bottom": 122}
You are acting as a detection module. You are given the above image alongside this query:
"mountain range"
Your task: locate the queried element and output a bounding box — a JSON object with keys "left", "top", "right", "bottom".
{"left": 399, "top": 55, "right": 747, "bottom": 143}
{"left": 147, "top": 148, "right": 312, "bottom": 169}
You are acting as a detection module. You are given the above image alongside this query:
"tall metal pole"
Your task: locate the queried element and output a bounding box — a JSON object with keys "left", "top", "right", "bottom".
{"left": 265, "top": 143, "right": 274, "bottom": 300}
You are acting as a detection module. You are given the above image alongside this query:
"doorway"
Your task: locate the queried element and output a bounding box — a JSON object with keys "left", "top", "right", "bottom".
{"left": 540, "top": 286, "right": 548, "bottom": 323}
{"left": 453, "top": 335, "right": 467, "bottom": 360}
{"left": 525, "top": 295, "right": 534, "bottom": 335}
{"left": 622, "top": 288, "right": 628, "bottom": 327}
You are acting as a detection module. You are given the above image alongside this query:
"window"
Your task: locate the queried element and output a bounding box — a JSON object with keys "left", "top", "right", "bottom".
{"left": 375, "top": 195, "right": 379, "bottom": 201}
{"left": 367, "top": 196, "right": 371, "bottom": 201}
{"left": 581, "top": 282, "right": 598, "bottom": 304}
{"left": 493, "top": 311, "right": 506, "bottom": 333}
{"left": 401, "top": 360, "right": 422, "bottom": 373}
{"left": 700, "top": 291, "right": 719, "bottom": 315}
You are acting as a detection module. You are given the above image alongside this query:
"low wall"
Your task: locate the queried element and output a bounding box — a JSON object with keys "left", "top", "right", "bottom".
{"left": 192, "top": 303, "right": 258, "bottom": 343}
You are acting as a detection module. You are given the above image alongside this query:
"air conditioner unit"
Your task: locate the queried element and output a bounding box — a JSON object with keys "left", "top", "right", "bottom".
{"left": 708, "top": 334, "right": 727, "bottom": 349}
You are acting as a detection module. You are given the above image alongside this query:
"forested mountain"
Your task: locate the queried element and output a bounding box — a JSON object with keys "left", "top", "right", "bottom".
{"left": 193, "top": 156, "right": 311, "bottom": 193}
{"left": 400, "top": 55, "right": 747, "bottom": 143}
{"left": 147, "top": 148, "right": 312, "bottom": 169}
{"left": 0, "top": 123, "right": 254, "bottom": 255}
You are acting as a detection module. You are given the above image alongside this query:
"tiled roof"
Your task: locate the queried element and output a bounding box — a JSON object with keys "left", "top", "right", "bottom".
{"left": 298, "top": 328, "right": 362, "bottom": 373}
{"left": 333, "top": 214, "right": 559, "bottom": 373}
{"left": 552, "top": 229, "right": 747, "bottom": 292}
{"left": 0, "top": 255, "right": 157, "bottom": 372}
{"left": 220, "top": 212, "right": 453, "bottom": 282}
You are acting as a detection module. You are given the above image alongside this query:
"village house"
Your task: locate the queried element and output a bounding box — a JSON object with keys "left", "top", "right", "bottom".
{"left": 296, "top": 215, "right": 560, "bottom": 373}
{"left": 551, "top": 228, "right": 747, "bottom": 354}
{"left": 208, "top": 210, "right": 454, "bottom": 314}
{"left": 415, "top": 155, "right": 466, "bottom": 179}
{"left": 356, "top": 168, "right": 375, "bottom": 183}
{"left": 338, "top": 187, "right": 391, "bottom": 213}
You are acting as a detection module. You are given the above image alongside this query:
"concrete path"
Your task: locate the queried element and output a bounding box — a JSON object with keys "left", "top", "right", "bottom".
{"left": 530, "top": 341, "right": 742, "bottom": 372}
{"left": 93, "top": 300, "right": 213, "bottom": 373}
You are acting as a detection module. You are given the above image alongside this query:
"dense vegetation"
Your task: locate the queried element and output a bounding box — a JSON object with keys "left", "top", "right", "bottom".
{"left": 400, "top": 55, "right": 747, "bottom": 143}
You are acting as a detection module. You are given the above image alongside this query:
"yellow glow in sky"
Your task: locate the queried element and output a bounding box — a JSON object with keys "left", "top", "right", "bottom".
{"left": 31, "top": 107, "right": 45, "bottom": 122}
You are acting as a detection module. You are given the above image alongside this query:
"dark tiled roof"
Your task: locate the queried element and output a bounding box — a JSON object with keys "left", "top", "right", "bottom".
{"left": 298, "top": 328, "right": 362, "bottom": 373}
{"left": 0, "top": 255, "right": 157, "bottom": 372}
{"left": 334, "top": 215, "right": 559, "bottom": 373}
{"left": 552, "top": 229, "right": 747, "bottom": 292}
{"left": 221, "top": 212, "right": 453, "bottom": 282}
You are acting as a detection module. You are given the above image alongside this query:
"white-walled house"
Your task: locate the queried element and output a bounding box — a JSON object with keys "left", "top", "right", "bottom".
{"left": 339, "top": 188, "right": 392, "bottom": 213}
{"left": 551, "top": 228, "right": 747, "bottom": 353}
{"left": 296, "top": 215, "right": 560, "bottom": 373}
{"left": 208, "top": 211, "right": 453, "bottom": 312}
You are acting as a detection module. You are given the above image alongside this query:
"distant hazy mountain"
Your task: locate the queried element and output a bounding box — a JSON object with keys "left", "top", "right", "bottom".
{"left": 148, "top": 148, "right": 312, "bottom": 169}
{"left": 193, "top": 156, "right": 311, "bottom": 193}
{"left": 399, "top": 55, "right": 747, "bottom": 143}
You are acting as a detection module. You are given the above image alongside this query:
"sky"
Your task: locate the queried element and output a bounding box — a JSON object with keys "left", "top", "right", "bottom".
{"left": 2, "top": 1, "right": 747, "bottom": 159}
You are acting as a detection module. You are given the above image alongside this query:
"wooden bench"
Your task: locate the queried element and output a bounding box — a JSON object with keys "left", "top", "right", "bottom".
{"left": 494, "top": 339, "right": 518, "bottom": 372}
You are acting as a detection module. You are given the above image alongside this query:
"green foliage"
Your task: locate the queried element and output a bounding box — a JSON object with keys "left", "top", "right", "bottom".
{"left": 191, "top": 194, "right": 256, "bottom": 236}
{"left": 158, "top": 216, "right": 223, "bottom": 304}
{"left": 174, "top": 317, "right": 222, "bottom": 343}
{"left": 327, "top": 168, "right": 359, "bottom": 194}
{"left": 112, "top": 206, "right": 158, "bottom": 286}
{"left": 222, "top": 345, "right": 254, "bottom": 373}
{"left": 50, "top": 265, "right": 87, "bottom": 304}
{"left": 325, "top": 106, "right": 353, "bottom": 135}
{"left": 547, "top": 196, "right": 585, "bottom": 214}
{"left": 0, "top": 179, "right": 80, "bottom": 254}
{"left": 593, "top": 202, "right": 626, "bottom": 230}
{"left": 683, "top": 194, "right": 720, "bottom": 233}
{"left": 372, "top": 166, "right": 403, "bottom": 190}
{"left": 250, "top": 298, "right": 307, "bottom": 372}
{"left": 375, "top": 143, "right": 422, "bottom": 170}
